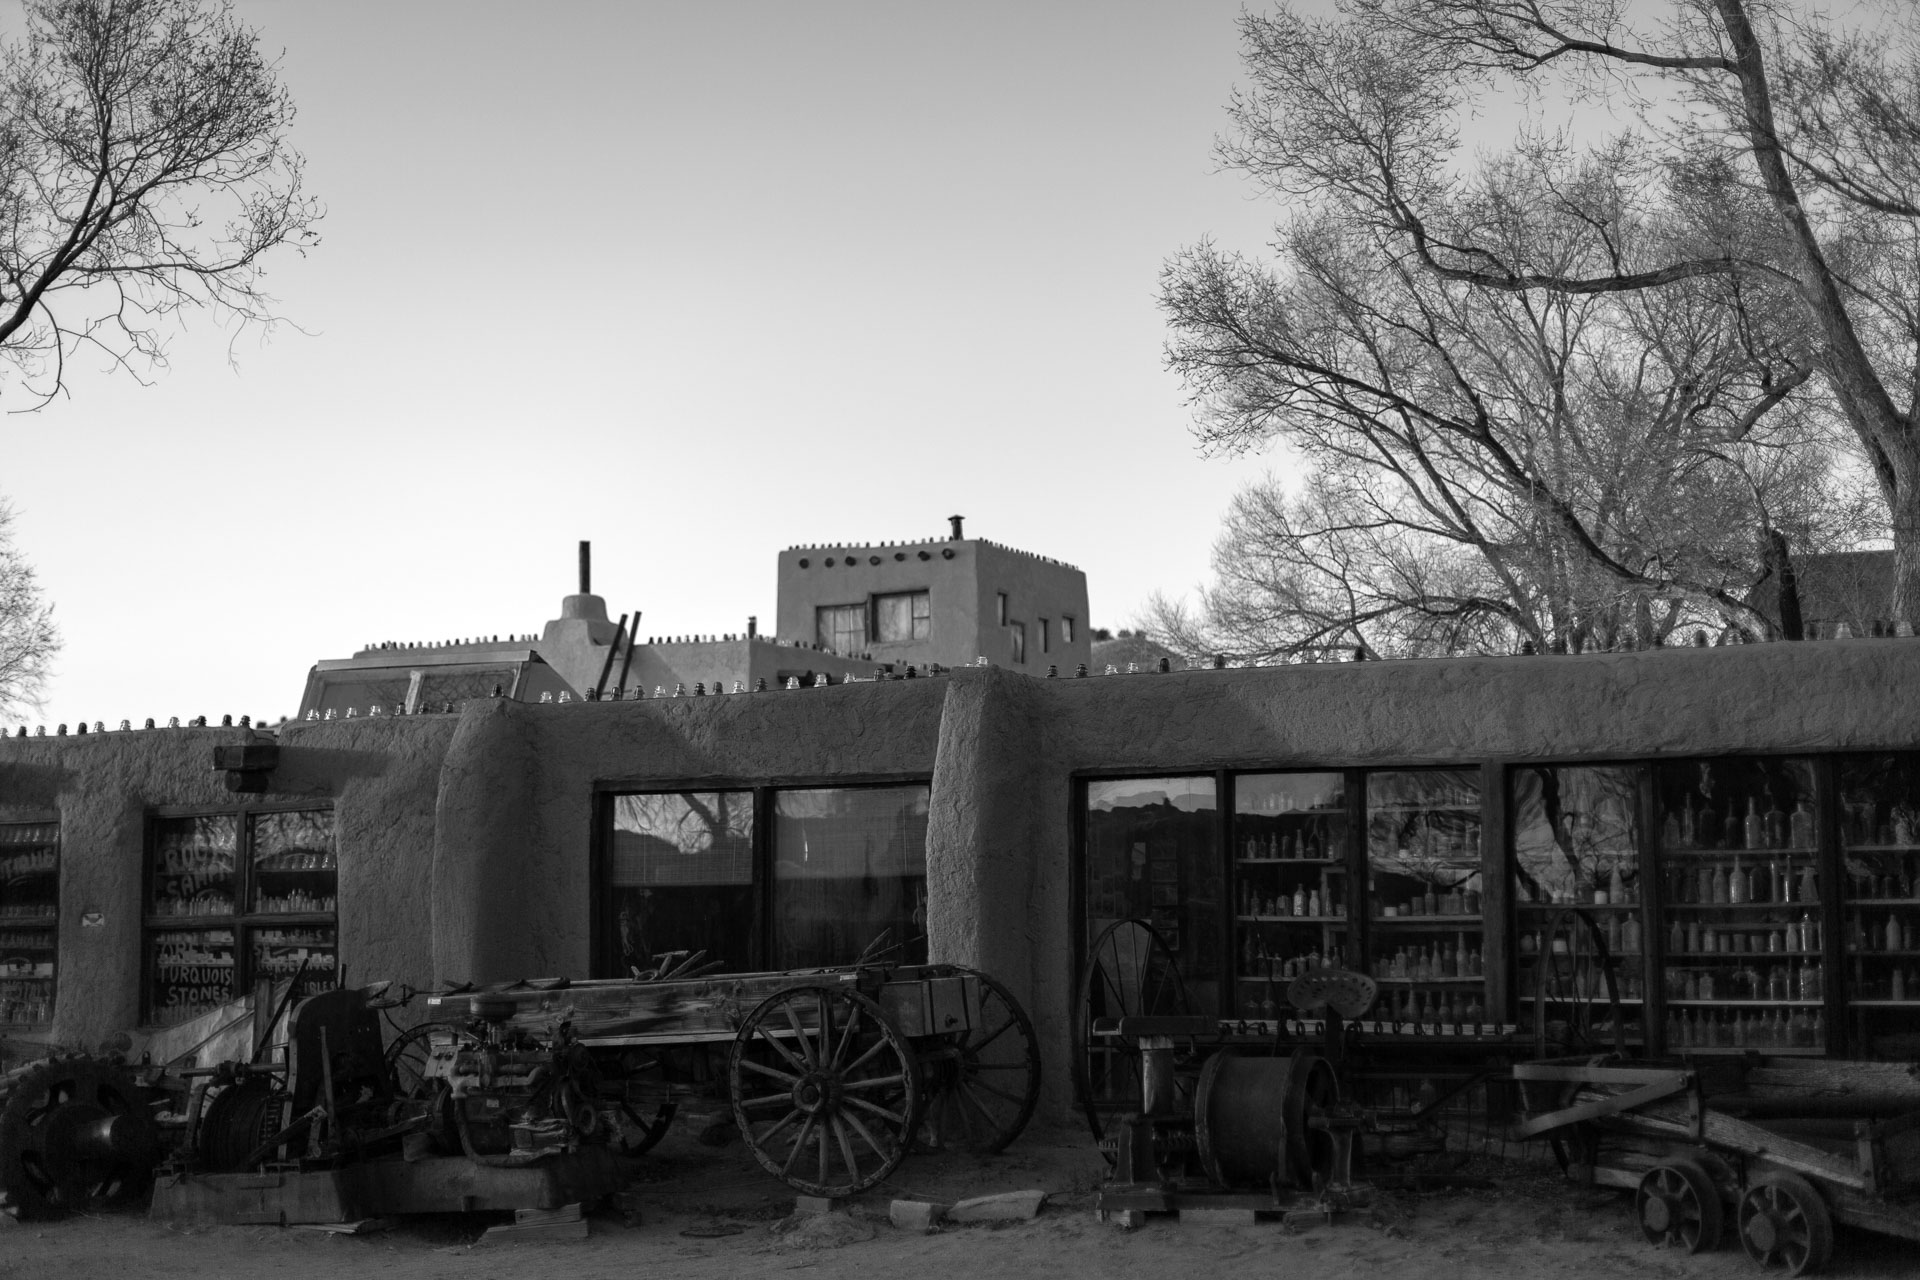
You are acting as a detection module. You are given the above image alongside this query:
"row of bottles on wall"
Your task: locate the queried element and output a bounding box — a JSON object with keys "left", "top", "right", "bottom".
{"left": 1240, "top": 816, "right": 1342, "bottom": 862}
{"left": 1661, "top": 792, "right": 1816, "bottom": 851}
{"left": 1239, "top": 940, "right": 1347, "bottom": 986}
{"left": 1840, "top": 757, "right": 1920, "bottom": 1056}
{"left": 1379, "top": 985, "right": 1487, "bottom": 1029}
{"left": 0, "top": 848, "right": 55, "bottom": 876}
{"left": 0, "top": 900, "right": 55, "bottom": 919}
{"left": 1238, "top": 872, "right": 1343, "bottom": 918}
{"left": 254, "top": 890, "right": 336, "bottom": 915}
{"left": 1519, "top": 861, "right": 1639, "bottom": 907}
{"left": 1370, "top": 880, "right": 1481, "bottom": 918}
{"left": 1668, "top": 914, "right": 1821, "bottom": 955}
{"left": 0, "top": 979, "right": 51, "bottom": 1024}
{"left": 1380, "top": 935, "right": 1484, "bottom": 981}
{"left": 1665, "top": 960, "right": 1825, "bottom": 1002}
{"left": 1669, "top": 1007, "right": 1824, "bottom": 1049}
{"left": 1665, "top": 857, "right": 1820, "bottom": 905}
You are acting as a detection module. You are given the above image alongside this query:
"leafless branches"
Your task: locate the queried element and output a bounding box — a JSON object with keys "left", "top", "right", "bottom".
{"left": 1156, "top": 0, "right": 1916, "bottom": 657}
{"left": 0, "top": 0, "right": 319, "bottom": 406}
{"left": 0, "top": 500, "right": 57, "bottom": 713}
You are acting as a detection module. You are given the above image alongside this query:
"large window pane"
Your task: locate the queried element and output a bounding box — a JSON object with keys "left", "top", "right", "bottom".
{"left": 1366, "top": 770, "right": 1487, "bottom": 1034}
{"left": 608, "top": 791, "right": 755, "bottom": 974}
{"left": 1511, "top": 766, "right": 1647, "bottom": 1050}
{"left": 148, "top": 927, "right": 237, "bottom": 1027}
{"left": 0, "top": 821, "right": 58, "bottom": 1027}
{"left": 772, "top": 785, "right": 928, "bottom": 968}
{"left": 152, "top": 815, "right": 237, "bottom": 918}
{"left": 815, "top": 604, "right": 864, "bottom": 655}
{"left": 1084, "top": 776, "right": 1221, "bottom": 1013}
{"left": 875, "top": 591, "right": 930, "bottom": 642}
{"left": 1653, "top": 758, "right": 1825, "bottom": 1054}
{"left": 1837, "top": 754, "right": 1920, "bottom": 1058}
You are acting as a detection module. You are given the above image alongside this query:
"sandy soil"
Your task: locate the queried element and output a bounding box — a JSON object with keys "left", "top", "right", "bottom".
{"left": 5, "top": 1123, "right": 1918, "bottom": 1280}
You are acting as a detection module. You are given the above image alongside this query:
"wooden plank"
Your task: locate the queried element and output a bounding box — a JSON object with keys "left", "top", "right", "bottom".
{"left": 1587, "top": 1093, "right": 1869, "bottom": 1190}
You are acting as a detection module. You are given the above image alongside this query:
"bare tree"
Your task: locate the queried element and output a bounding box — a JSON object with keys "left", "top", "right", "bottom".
{"left": 1159, "top": 167, "right": 1876, "bottom": 657}
{"left": 0, "top": 501, "right": 56, "bottom": 713}
{"left": 0, "top": 0, "right": 319, "bottom": 405}
{"left": 1188, "top": 0, "right": 1920, "bottom": 625}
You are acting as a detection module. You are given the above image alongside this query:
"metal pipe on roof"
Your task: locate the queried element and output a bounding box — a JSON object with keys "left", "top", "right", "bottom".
{"left": 613, "top": 611, "right": 640, "bottom": 698}
{"left": 592, "top": 613, "right": 629, "bottom": 700}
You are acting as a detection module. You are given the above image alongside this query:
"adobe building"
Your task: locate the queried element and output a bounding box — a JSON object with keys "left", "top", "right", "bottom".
{"left": 297, "top": 520, "right": 1087, "bottom": 718}
{"left": 8, "top": 632, "right": 1920, "bottom": 1121}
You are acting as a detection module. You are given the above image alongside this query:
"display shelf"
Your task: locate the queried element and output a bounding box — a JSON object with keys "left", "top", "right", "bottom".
{"left": 1375, "top": 976, "right": 1484, "bottom": 986}
{"left": 1370, "top": 915, "right": 1484, "bottom": 926}
{"left": 1236, "top": 857, "right": 1342, "bottom": 866}
{"left": 1681, "top": 1046, "right": 1826, "bottom": 1056}
{"left": 1236, "top": 913, "right": 1347, "bottom": 923}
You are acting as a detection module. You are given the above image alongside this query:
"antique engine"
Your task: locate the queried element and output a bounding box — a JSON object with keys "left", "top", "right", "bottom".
{"left": 414, "top": 991, "right": 611, "bottom": 1163}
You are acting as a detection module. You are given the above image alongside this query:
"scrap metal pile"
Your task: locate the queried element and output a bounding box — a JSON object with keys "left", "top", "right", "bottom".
{"left": 0, "top": 959, "right": 1039, "bottom": 1225}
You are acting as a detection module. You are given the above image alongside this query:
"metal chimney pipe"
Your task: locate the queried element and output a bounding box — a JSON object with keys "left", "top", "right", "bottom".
{"left": 579, "top": 540, "right": 591, "bottom": 594}
{"left": 949, "top": 514, "right": 964, "bottom": 540}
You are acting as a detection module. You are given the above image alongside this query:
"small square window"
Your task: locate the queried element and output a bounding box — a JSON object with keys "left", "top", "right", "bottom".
{"left": 816, "top": 604, "right": 864, "bottom": 654}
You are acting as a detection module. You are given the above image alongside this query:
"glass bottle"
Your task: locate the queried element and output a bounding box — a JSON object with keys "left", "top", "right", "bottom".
{"left": 1712, "top": 863, "right": 1730, "bottom": 904}
{"left": 1622, "top": 914, "right": 1641, "bottom": 954}
{"left": 1699, "top": 797, "right": 1723, "bottom": 849}
{"left": 1745, "top": 798, "right": 1765, "bottom": 853}
{"left": 1798, "top": 863, "right": 1819, "bottom": 903}
{"left": 1889, "top": 913, "right": 1905, "bottom": 952}
{"left": 1293, "top": 884, "right": 1307, "bottom": 917}
{"left": 1729, "top": 857, "right": 1749, "bottom": 905}
{"left": 1791, "top": 799, "right": 1815, "bottom": 849}
{"left": 1671, "top": 918, "right": 1687, "bottom": 954}
{"left": 1766, "top": 796, "right": 1788, "bottom": 850}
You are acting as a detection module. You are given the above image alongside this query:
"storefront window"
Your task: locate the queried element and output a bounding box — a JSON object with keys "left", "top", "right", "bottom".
{"left": 1511, "top": 766, "right": 1647, "bottom": 1049}
{"left": 1365, "top": 770, "right": 1487, "bottom": 1033}
{"left": 1653, "top": 758, "right": 1824, "bottom": 1054}
{"left": 772, "top": 785, "right": 929, "bottom": 968}
{"left": 146, "top": 807, "right": 337, "bottom": 1026}
{"left": 606, "top": 791, "right": 755, "bottom": 975}
{"left": 1084, "top": 776, "right": 1221, "bottom": 1013}
{"left": 1231, "top": 773, "right": 1348, "bottom": 1020}
{"left": 1837, "top": 754, "right": 1920, "bottom": 1059}
{"left": 0, "top": 821, "right": 59, "bottom": 1027}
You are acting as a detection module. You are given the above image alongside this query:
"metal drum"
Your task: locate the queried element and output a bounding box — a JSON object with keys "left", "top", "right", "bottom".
{"left": 1193, "top": 1050, "right": 1341, "bottom": 1189}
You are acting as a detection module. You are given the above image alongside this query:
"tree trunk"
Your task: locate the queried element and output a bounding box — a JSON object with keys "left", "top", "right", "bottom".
{"left": 1765, "top": 528, "right": 1803, "bottom": 641}
{"left": 1891, "top": 481, "right": 1920, "bottom": 630}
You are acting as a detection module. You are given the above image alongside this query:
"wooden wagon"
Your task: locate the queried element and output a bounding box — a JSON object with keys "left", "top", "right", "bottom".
{"left": 1512, "top": 1054, "right": 1920, "bottom": 1275}
{"left": 405, "top": 961, "right": 1041, "bottom": 1199}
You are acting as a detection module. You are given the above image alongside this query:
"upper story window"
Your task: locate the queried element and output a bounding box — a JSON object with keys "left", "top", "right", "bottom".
{"left": 997, "top": 593, "right": 1009, "bottom": 625}
{"left": 1011, "top": 621, "right": 1027, "bottom": 664}
{"left": 1039, "top": 618, "right": 1050, "bottom": 653}
{"left": 1062, "top": 616, "right": 1075, "bottom": 644}
{"left": 816, "top": 604, "right": 864, "bottom": 654}
{"left": 874, "top": 590, "right": 931, "bottom": 643}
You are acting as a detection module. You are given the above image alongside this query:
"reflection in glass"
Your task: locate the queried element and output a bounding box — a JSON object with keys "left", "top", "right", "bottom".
{"left": 1366, "top": 771, "right": 1487, "bottom": 1034}
{"left": 1839, "top": 755, "right": 1920, "bottom": 1058}
{"left": 250, "top": 926, "right": 338, "bottom": 1001}
{"left": 773, "top": 785, "right": 929, "bottom": 969}
{"left": 0, "top": 821, "right": 59, "bottom": 1025}
{"left": 248, "top": 809, "right": 337, "bottom": 914}
{"left": 1232, "top": 773, "right": 1348, "bottom": 1020}
{"left": 1654, "top": 759, "right": 1825, "bottom": 1054}
{"left": 151, "top": 815, "right": 238, "bottom": 917}
{"left": 1084, "top": 777, "right": 1220, "bottom": 1014}
{"left": 1511, "top": 766, "right": 1646, "bottom": 1049}
{"left": 608, "top": 791, "right": 755, "bottom": 975}
{"left": 147, "top": 927, "right": 236, "bottom": 1026}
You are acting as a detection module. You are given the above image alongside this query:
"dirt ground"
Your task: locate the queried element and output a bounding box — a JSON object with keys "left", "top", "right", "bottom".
{"left": 5, "top": 1122, "right": 1919, "bottom": 1280}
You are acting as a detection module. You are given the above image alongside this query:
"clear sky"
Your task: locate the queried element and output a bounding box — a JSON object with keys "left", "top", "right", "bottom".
{"left": 6, "top": 0, "right": 1302, "bottom": 728}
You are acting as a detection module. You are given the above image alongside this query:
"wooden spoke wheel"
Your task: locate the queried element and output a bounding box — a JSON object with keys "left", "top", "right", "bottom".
{"left": 1738, "top": 1172, "right": 1834, "bottom": 1276}
{"left": 916, "top": 968, "right": 1041, "bottom": 1154}
{"left": 0, "top": 1057, "right": 158, "bottom": 1220}
{"left": 1637, "top": 1159, "right": 1724, "bottom": 1253}
{"left": 609, "top": 1056, "right": 677, "bottom": 1157}
{"left": 1075, "top": 918, "right": 1197, "bottom": 1156}
{"left": 383, "top": 1022, "right": 442, "bottom": 1100}
{"left": 727, "top": 983, "right": 921, "bottom": 1197}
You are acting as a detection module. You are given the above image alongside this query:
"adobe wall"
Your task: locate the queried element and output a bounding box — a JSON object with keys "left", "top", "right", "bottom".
{"left": 0, "top": 715, "right": 457, "bottom": 1051}
{"left": 428, "top": 677, "right": 950, "bottom": 986}
{"left": 992, "top": 640, "right": 1920, "bottom": 1120}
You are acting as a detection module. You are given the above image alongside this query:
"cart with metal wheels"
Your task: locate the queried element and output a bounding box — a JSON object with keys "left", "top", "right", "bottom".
{"left": 1512, "top": 1055, "right": 1920, "bottom": 1275}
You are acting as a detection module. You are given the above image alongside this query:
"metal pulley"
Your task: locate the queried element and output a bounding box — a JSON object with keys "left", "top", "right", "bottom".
{"left": 1193, "top": 1050, "right": 1341, "bottom": 1189}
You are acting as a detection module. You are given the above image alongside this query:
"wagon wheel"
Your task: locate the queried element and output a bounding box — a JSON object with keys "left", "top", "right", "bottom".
{"left": 1738, "top": 1172, "right": 1834, "bottom": 1275}
{"left": 0, "top": 1057, "right": 158, "bottom": 1220}
{"left": 1074, "top": 918, "right": 1197, "bottom": 1157}
{"left": 383, "top": 1022, "right": 440, "bottom": 1099}
{"left": 610, "top": 1056, "right": 677, "bottom": 1157}
{"left": 727, "top": 983, "right": 920, "bottom": 1197}
{"left": 916, "top": 968, "right": 1040, "bottom": 1154}
{"left": 1637, "top": 1158, "right": 1724, "bottom": 1253}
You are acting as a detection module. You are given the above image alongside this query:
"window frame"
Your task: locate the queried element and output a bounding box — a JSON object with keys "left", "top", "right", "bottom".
{"left": 1062, "top": 615, "right": 1075, "bottom": 644}
{"left": 872, "top": 589, "right": 932, "bottom": 644}
{"left": 814, "top": 602, "right": 866, "bottom": 655}
{"left": 592, "top": 774, "right": 933, "bottom": 979}
{"left": 0, "top": 816, "right": 59, "bottom": 1029}
{"left": 1011, "top": 620, "right": 1027, "bottom": 664}
{"left": 142, "top": 801, "right": 339, "bottom": 1027}
{"left": 1039, "top": 618, "right": 1050, "bottom": 654}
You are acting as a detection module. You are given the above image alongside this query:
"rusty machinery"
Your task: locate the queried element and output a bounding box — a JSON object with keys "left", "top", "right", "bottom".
{"left": 0, "top": 959, "right": 1042, "bottom": 1223}
{"left": 1077, "top": 919, "right": 1473, "bottom": 1225}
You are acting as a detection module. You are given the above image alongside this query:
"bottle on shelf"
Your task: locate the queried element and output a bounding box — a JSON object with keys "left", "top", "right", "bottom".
{"left": 1791, "top": 799, "right": 1815, "bottom": 848}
